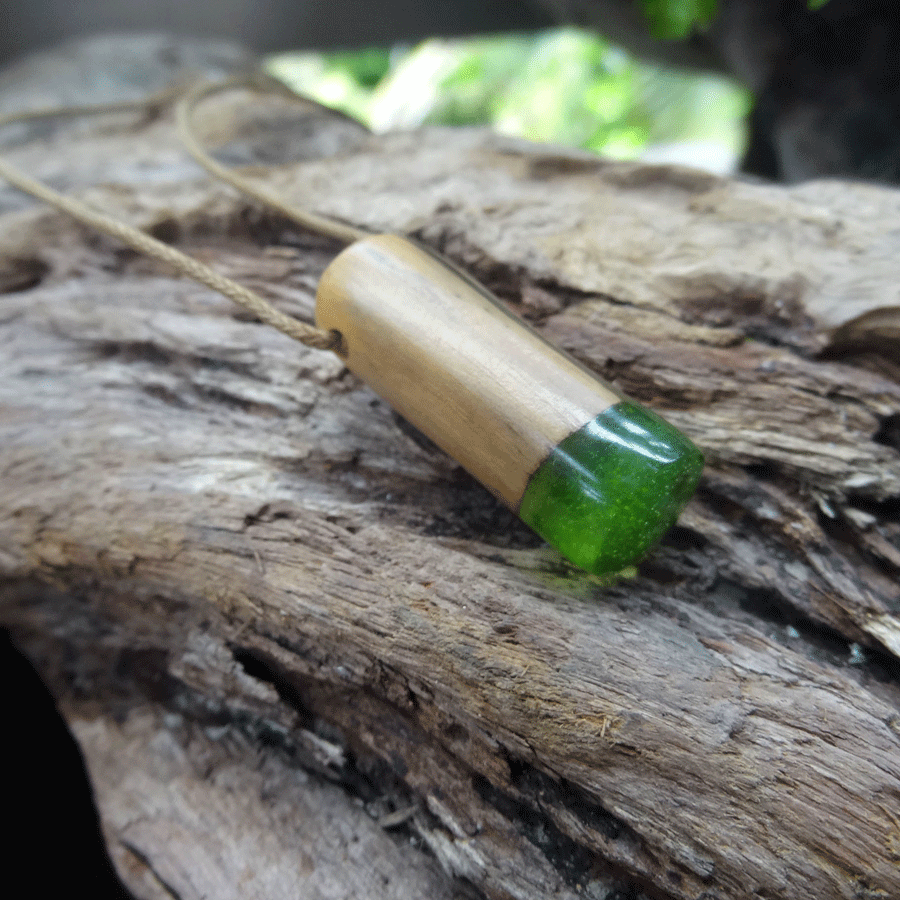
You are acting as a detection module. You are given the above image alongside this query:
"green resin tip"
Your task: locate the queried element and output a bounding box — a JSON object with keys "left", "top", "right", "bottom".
{"left": 518, "top": 401, "right": 704, "bottom": 576}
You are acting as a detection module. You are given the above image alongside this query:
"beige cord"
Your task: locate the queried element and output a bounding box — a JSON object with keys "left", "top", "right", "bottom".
{"left": 175, "top": 74, "right": 369, "bottom": 245}
{"left": 0, "top": 86, "right": 340, "bottom": 351}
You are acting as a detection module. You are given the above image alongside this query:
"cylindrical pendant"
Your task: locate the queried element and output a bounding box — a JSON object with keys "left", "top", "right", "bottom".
{"left": 315, "top": 234, "right": 703, "bottom": 575}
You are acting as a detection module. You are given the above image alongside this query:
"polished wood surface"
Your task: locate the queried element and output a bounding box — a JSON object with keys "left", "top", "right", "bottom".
{"left": 315, "top": 234, "right": 622, "bottom": 507}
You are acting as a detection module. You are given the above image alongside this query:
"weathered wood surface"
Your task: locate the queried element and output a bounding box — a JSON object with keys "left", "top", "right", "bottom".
{"left": 65, "top": 706, "right": 463, "bottom": 900}
{"left": 1, "top": 40, "right": 899, "bottom": 900}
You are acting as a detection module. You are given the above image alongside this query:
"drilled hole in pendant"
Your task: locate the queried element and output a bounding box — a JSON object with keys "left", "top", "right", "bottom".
{"left": 330, "top": 329, "right": 348, "bottom": 357}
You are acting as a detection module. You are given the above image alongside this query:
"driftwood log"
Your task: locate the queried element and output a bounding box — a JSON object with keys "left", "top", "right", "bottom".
{"left": 1, "top": 37, "right": 899, "bottom": 900}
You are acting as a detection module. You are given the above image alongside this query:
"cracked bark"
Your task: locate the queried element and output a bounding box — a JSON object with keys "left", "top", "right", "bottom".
{"left": 1, "top": 37, "right": 899, "bottom": 900}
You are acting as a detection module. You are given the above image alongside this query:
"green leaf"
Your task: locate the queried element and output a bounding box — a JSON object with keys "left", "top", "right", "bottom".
{"left": 638, "top": 0, "right": 719, "bottom": 39}
{"left": 323, "top": 47, "right": 392, "bottom": 88}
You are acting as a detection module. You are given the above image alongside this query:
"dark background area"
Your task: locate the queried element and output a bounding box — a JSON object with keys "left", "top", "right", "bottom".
{"left": 0, "top": 0, "right": 553, "bottom": 65}
{"left": 3, "top": 629, "right": 130, "bottom": 897}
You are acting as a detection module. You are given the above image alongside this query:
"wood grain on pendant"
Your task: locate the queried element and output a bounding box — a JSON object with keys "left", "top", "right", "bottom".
{"left": 315, "top": 234, "right": 623, "bottom": 508}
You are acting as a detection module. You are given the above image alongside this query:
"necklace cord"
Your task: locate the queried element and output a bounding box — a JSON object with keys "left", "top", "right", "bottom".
{"left": 175, "top": 73, "right": 369, "bottom": 246}
{"left": 0, "top": 78, "right": 342, "bottom": 351}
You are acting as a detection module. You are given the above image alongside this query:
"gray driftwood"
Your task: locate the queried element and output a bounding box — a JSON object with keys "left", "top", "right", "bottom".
{"left": 1, "top": 38, "right": 899, "bottom": 900}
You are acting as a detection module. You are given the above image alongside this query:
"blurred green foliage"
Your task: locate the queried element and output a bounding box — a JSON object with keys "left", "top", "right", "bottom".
{"left": 638, "top": 0, "right": 718, "bottom": 38}
{"left": 637, "top": 0, "right": 830, "bottom": 37}
{"left": 268, "top": 28, "right": 748, "bottom": 170}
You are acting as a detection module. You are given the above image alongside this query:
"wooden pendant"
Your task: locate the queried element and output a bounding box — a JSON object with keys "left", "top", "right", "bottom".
{"left": 316, "top": 235, "right": 703, "bottom": 574}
